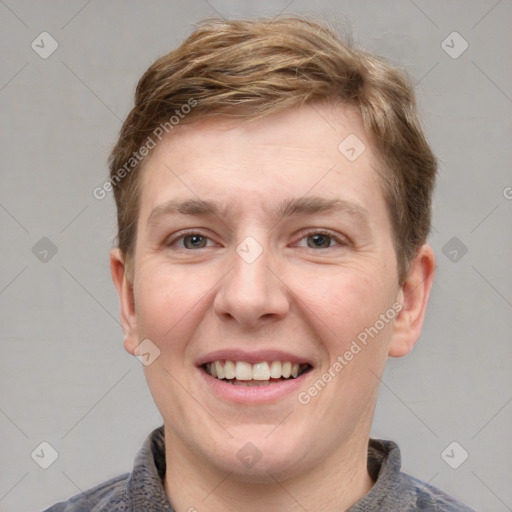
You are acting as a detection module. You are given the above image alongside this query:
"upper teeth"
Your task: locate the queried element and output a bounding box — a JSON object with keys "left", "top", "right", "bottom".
{"left": 206, "top": 360, "right": 306, "bottom": 380}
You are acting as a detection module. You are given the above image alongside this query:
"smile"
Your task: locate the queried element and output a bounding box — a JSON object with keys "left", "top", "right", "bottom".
{"left": 203, "top": 360, "right": 312, "bottom": 386}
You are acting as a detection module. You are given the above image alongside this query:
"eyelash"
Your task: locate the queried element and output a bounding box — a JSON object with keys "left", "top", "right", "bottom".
{"left": 294, "top": 229, "right": 348, "bottom": 249}
{"left": 166, "top": 229, "right": 348, "bottom": 250}
{"left": 167, "top": 230, "right": 217, "bottom": 249}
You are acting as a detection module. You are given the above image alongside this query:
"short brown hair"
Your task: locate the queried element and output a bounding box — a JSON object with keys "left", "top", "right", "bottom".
{"left": 108, "top": 16, "right": 437, "bottom": 284}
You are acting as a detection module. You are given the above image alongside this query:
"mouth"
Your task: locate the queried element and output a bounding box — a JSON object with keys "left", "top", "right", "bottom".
{"left": 202, "top": 360, "right": 313, "bottom": 386}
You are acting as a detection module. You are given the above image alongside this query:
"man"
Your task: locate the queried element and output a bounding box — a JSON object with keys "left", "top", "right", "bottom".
{"left": 46, "top": 16, "right": 475, "bottom": 511}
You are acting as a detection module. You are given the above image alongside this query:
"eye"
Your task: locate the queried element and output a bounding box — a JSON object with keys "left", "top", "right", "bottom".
{"left": 295, "top": 231, "right": 345, "bottom": 249}
{"left": 171, "top": 233, "right": 215, "bottom": 249}
{"left": 307, "top": 233, "right": 332, "bottom": 249}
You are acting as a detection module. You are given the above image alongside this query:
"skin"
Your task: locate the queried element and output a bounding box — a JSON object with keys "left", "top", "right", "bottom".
{"left": 111, "top": 103, "right": 435, "bottom": 512}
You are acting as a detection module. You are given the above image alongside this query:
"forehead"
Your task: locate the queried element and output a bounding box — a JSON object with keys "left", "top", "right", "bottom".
{"left": 138, "top": 104, "right": 386, "bottom": 221}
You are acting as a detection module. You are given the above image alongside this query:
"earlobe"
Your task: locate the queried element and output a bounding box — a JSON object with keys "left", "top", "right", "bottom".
{"left": 110, "top": 248, "right": 139, "bottom": 355}
{"left": 388, "top": 245, "right": 436, "bottom": 358}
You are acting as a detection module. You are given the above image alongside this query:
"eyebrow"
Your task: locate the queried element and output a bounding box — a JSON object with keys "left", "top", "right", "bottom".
{"left": 147, "top": 196, "right": 368, "bottom": 226}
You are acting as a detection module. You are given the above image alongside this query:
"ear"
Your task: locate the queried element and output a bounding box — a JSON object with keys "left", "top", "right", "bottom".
{"left": 110, "top": 248, "right": 139, "bottom": 356}
{"left": 388, "top": 244, "right": 436, "bottom": 357}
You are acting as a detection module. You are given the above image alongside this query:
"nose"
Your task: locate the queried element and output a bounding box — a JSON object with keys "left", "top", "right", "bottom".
{"left": 213, "top": 240, "right": 290, "bottom": 329}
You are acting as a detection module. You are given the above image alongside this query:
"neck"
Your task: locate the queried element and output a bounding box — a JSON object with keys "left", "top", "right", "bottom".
{"left": 163, "top": 428, "right": 374, "bottom": 512}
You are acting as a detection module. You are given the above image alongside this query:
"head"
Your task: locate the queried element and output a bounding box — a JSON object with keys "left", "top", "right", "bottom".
{"left": 110, "top": 17, "right": 436, "bottom": 482}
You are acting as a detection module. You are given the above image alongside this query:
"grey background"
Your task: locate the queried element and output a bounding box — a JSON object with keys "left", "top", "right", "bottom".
{"left": 1, "top": 1, "right": 511, "bottom": 511}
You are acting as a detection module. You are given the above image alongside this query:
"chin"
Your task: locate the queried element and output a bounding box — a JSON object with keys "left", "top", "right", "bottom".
{"left": 208, "top": 427, "right": 313, "bottom": 482}
{"left": 217, "top": 453, "right": 308, "bottom": 484}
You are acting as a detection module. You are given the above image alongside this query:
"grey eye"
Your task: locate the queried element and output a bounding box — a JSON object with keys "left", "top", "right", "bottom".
{"left": 183, "top": 234, "right": 208, "bottom": 249}
{"left": 307, "top": 234, "right": 332, "bottom": 248}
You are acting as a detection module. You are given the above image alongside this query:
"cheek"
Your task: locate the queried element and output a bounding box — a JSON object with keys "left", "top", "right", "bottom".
{"left": 295, "top": 270, "right": 394, "bottom": 356}
{"left": 133, "top": 263, "right": 204, "bottom": 350}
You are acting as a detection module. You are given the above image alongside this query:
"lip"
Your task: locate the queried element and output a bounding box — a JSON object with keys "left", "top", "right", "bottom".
{"left": 198, "top": 365, "right": 312, "bottom": 404}
{"left": 195, "top": 349, "right": 313, "bottom": 367}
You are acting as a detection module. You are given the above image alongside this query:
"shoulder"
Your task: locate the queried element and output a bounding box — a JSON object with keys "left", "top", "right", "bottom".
{"left": 394, "top": 472, "right": 476, "bottom": 511}
{"left": 42, "top": 472, "right": 130, "bottom": 512}
{"left": 351, "top": 439, "right": 476, "bottom": 511}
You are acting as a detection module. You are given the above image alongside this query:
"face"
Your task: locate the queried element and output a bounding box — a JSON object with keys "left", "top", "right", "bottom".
{"left": 112, "top": 103, "right": 434, "bottom": 481}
